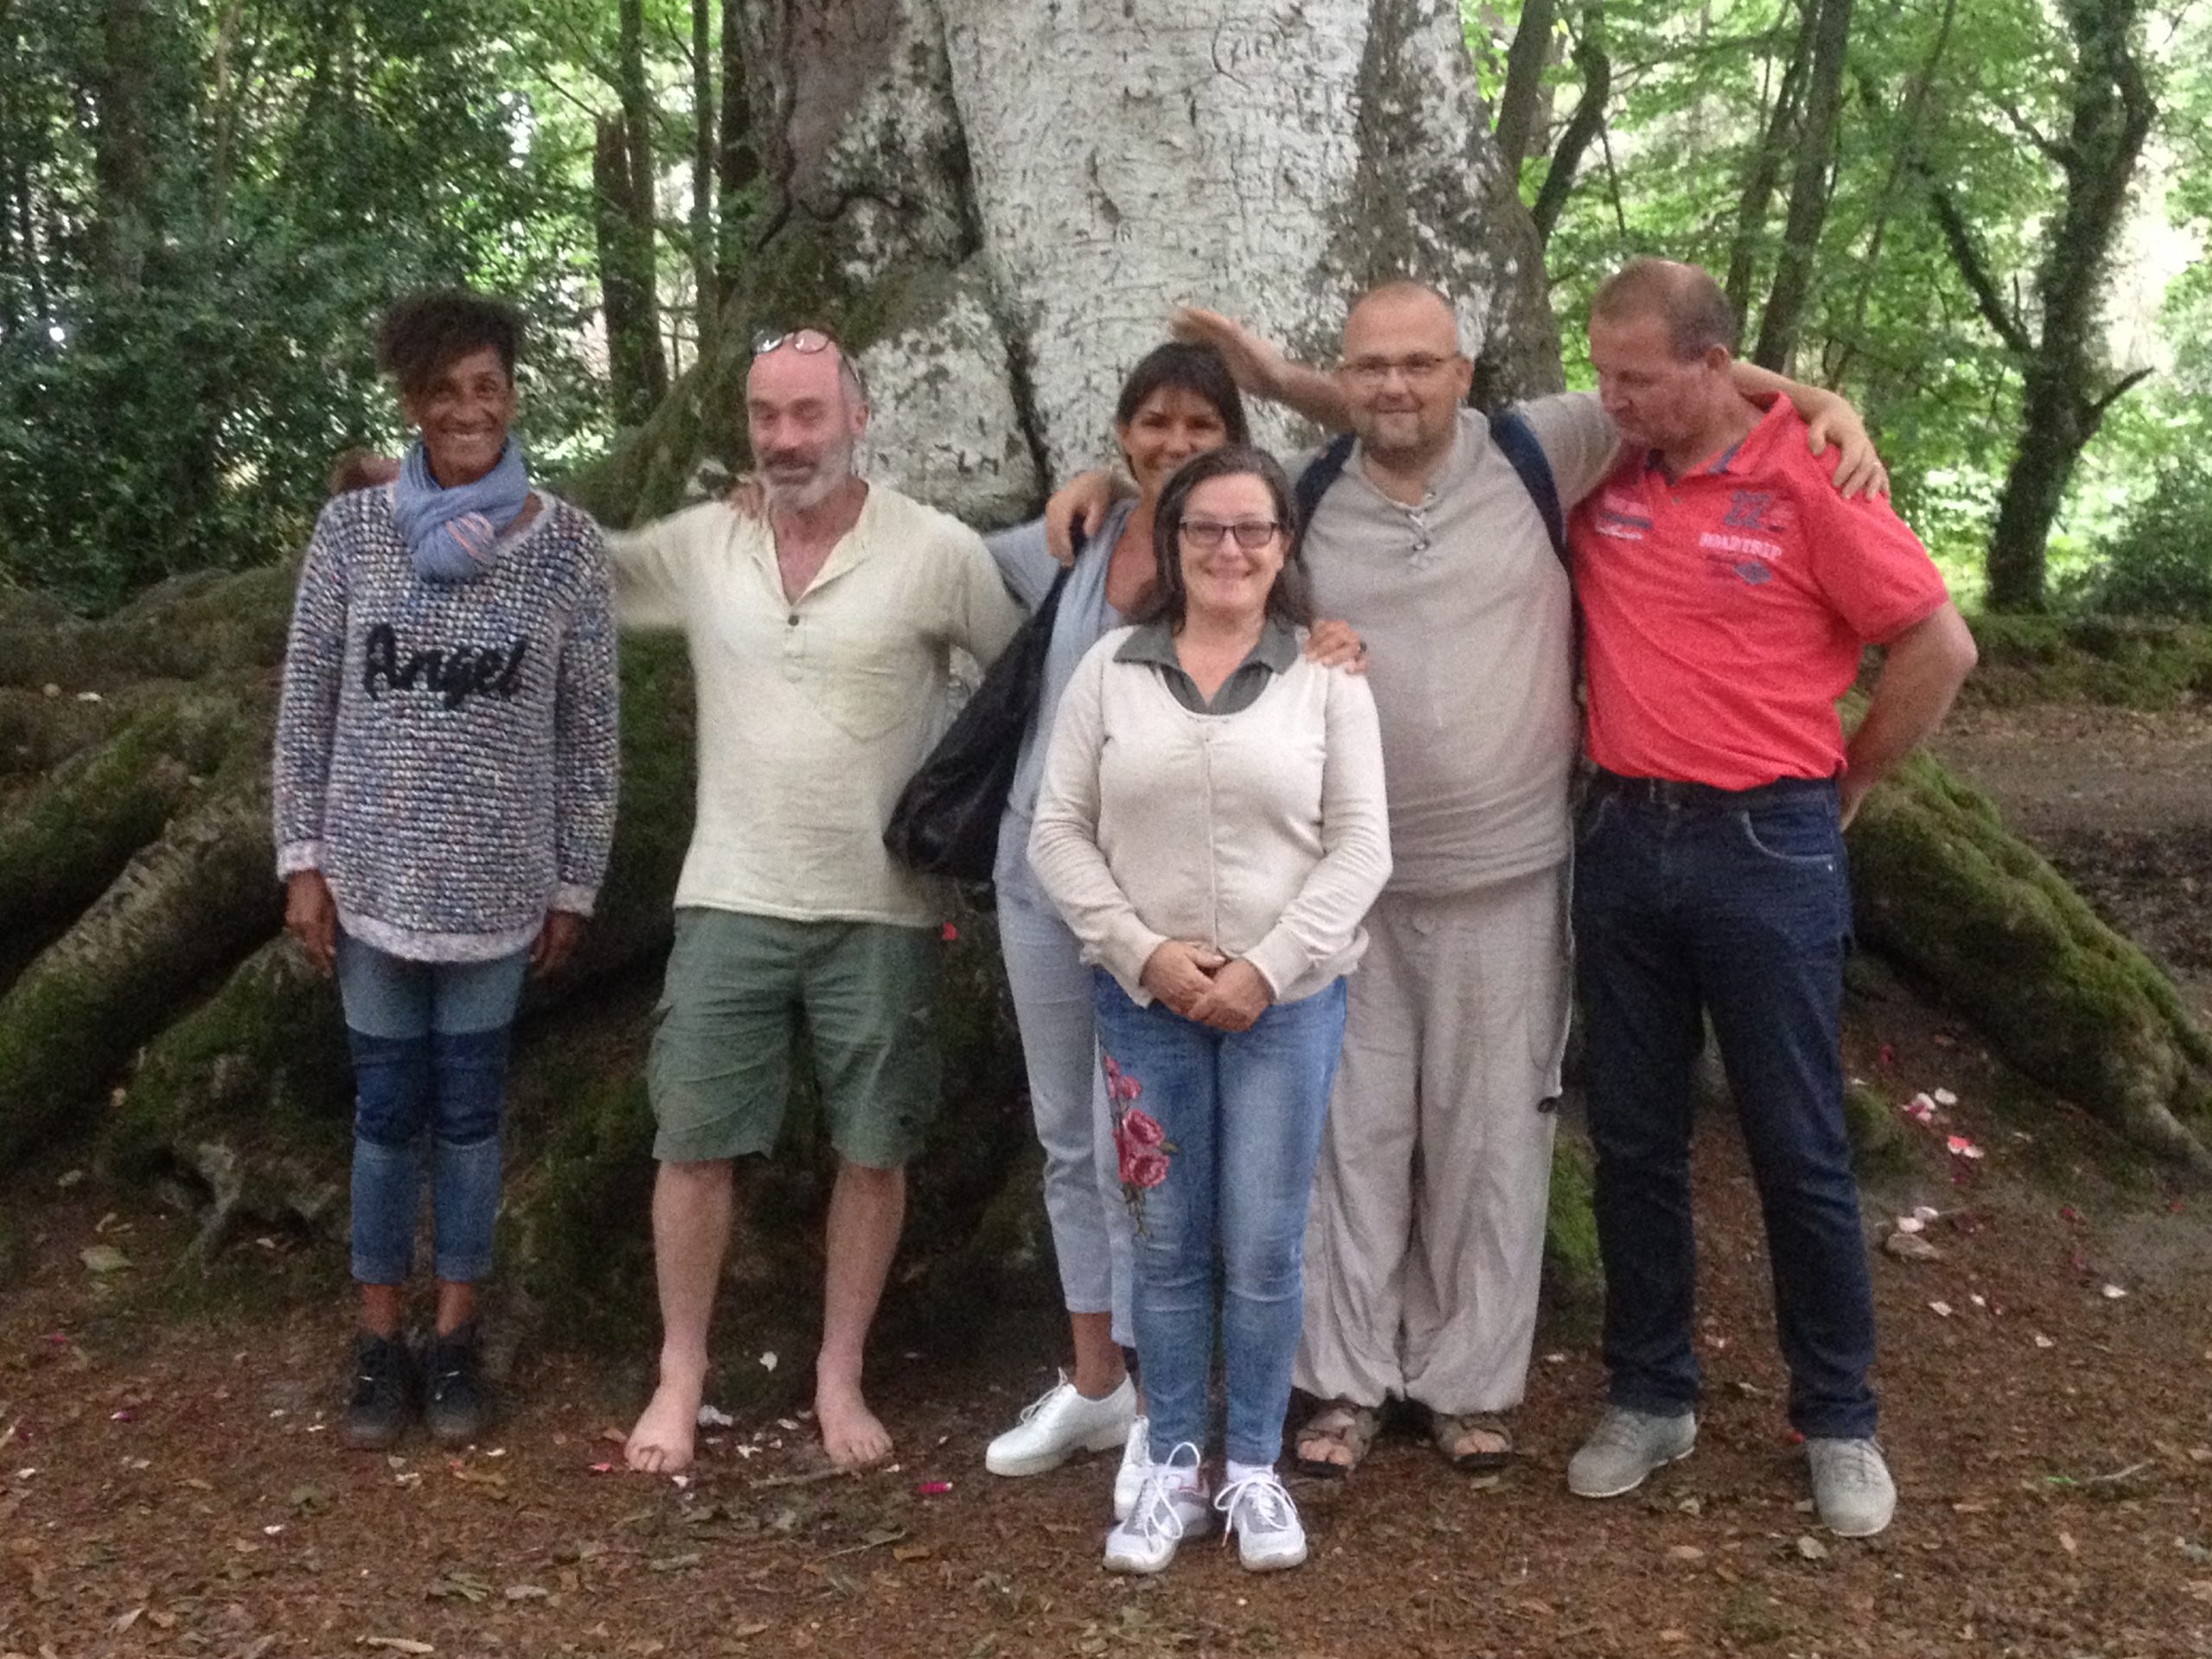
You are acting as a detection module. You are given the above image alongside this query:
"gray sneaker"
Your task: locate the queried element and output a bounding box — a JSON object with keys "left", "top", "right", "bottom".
{"left": 1567, "top": 1406, "right": 1697, "bottom": 1498}
{"left": 1807, "top": 1437, "right": 1895, "bottom": 1537}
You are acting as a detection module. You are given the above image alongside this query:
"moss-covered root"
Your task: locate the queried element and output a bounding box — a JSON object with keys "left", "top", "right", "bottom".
{"left": 99, "top": 939, "right": 352, "bottom": 1245}
{"left": 0, "top": 781, "right": 283, "bottom": 1173}
{"left": 0, "top": 563, "right": 297, "bottom": 690}
{"left": 1850, "top": 752, "right": 2212, "bottom": 1174}
{"left": 0, "top": 695, "right": 257, "bottom": 992}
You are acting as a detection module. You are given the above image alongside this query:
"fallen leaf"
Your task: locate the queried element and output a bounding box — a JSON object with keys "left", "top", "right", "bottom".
{"left": 2033, "top": 1333, "right": 2056, "bottom": 1349}
{"left": 696, "top": 1405, "right": 735, "bottom": 1429}
{"left": 1885, "top": 1230, "right": 1941, "bottom": 1262}
{"left": 1929, "top": 1300, "right": 1955, "bottom": 1318}
{"left": 1665, "top": 1544, "right": 1705, "bottom": 1562}
{"left": 504, "top": 1585, "right": 550, "bottom": 1601}
{"left": 647, "top": 1550, "right": 702, "bottom": 1573}
{"left": 731, "top": 1624, "right": 772, "bottom": 1641}
{"left": 79, "top": 1245, "right": 130, "bottom": 1274}
{"left": 1796, "top": 1535, "right": 1830, "bottom": 1562}
{"left": 2101, "top": 1284, "right": 2128, "bottom": 1300}
{"left": 892, "top": 1543, "right": 934, "bottom": 1562}
{"left": 359, "top": 1641, "right": 435, "bottom": 1655}
{"left": 2058, "top": 1530, "right": 2078, "bottom": 1555}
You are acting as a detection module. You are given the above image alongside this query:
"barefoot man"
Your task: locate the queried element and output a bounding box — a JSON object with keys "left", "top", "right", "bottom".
{"left": 615, "top": 328, "right": 1021, "bottom": 1471}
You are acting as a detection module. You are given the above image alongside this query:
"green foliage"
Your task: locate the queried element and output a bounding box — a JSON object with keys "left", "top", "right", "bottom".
{"left": 2060, "top": 466, "right": 2212, "bottom": 620}
{"left": 0, "top": 0, "right": 613, "bottom": 611}
{"left": 1491, "top": 0, "right": 2209, "bottom": 591}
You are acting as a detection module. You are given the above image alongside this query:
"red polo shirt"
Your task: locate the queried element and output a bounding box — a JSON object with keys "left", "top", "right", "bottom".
{"left": 1569, "top": 398, "right": 1950, "bottom": 791}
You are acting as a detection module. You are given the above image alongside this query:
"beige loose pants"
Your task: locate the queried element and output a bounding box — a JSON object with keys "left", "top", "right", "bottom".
{"left": 1295, "top": 864, "right": 1570, "bottom": 1416}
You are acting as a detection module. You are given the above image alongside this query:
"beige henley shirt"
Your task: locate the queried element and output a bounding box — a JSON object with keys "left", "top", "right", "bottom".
{"left": 1300, "top": 396, "right": 1622, "bottom": 896}
{"left": 608, "top": 486, "right": 1022, "bottom": 928}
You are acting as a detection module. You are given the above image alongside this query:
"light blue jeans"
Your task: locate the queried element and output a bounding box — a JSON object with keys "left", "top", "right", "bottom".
{"left": 1092, "top": 972, "right": 1348, "bottom": 1467}
{"left": 336, "top": 933, "right": 529, "bottom": 1286}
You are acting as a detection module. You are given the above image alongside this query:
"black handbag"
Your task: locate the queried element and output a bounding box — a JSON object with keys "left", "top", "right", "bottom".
{"left": 883, "top": 557, "right": 1075, "bottom": 882}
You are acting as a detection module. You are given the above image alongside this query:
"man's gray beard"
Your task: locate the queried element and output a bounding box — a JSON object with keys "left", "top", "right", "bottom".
{"left": 763, "top": 441, "right": 859, "bottom": 513}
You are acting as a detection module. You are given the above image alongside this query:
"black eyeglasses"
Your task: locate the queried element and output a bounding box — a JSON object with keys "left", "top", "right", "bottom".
{"left": 1179, "top": 518, "right": 1283, "bottom": 550}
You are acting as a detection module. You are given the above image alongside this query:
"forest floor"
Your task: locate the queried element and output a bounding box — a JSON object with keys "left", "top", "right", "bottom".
{"left": 5, "top": 701, "right": 2212, "bottom": 1659}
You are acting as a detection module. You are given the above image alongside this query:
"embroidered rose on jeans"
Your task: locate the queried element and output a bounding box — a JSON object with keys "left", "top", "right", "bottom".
{"left": 1101, "top": 1058, "right": 1175, "bottom": 1230}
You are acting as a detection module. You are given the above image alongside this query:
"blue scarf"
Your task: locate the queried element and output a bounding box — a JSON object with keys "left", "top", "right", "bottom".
{"left": 391, "top": 438, "right": 531, "bottom": 583}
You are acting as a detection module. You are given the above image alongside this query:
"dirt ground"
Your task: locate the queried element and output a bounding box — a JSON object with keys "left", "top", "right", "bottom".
{"left": 6, "top": 702, "right": 2212, "bottom": 1659}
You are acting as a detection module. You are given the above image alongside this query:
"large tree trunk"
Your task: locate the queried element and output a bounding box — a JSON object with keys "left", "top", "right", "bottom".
{"left": 3, "top": 0, "right": 2204, "bottom": 1347}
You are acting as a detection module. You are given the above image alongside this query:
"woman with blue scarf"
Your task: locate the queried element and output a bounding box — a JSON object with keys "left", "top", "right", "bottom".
{"left": 273, "top": 291, "right": 620, "bottom": 1450}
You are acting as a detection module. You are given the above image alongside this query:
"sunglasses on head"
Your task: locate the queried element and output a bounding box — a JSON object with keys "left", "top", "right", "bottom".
{"left": 752, "top": 327, "right": 868, "bottom": 399}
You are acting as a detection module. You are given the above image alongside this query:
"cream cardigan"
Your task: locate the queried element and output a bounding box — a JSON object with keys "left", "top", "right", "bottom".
{"left": 1029, "top": 626, "right": 1392, "bottom": 1006}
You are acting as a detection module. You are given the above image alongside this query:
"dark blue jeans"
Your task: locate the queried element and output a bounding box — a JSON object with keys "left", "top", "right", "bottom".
{"left": 1572, "top": 774, "right": 1878, "bottom": 1439}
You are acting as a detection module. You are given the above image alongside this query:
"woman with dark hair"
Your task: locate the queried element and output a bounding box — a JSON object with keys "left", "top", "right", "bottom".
{"left": 1028, "top": 445, "right": 1391, "bottom": 1574}
{"left": 979, "top": 345, "right": 1362, "bottom": 1512}
{"left": 274, "top": 289, "right": 619, "bottom": 1451}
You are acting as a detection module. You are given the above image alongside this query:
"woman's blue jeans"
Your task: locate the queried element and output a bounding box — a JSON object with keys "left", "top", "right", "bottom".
{"left": 336, "top": 933, "right": 529, "bottom": 1287}
{"left": 1092, "top": 972, "right": 1347, "bottom": 1468}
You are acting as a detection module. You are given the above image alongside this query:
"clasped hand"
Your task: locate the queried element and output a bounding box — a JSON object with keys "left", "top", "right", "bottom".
{"left": 1139, "top": 940, "right": 1274, "bottom": 1033}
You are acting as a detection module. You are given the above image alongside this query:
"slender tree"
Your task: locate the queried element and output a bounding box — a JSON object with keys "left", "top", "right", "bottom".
{"left": 1924, "top": 0, "right": 2156, "bottom": 610}
{"left": 1751, "top": 0, "right": 1853, "bottom": 370}
{"left": 690, "top": 0, "right": 719, "bottom": 362}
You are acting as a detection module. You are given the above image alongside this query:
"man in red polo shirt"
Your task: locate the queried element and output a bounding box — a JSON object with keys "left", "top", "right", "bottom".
{"left": 1563, "top": 258, "right": 1977, "bottom": 1537}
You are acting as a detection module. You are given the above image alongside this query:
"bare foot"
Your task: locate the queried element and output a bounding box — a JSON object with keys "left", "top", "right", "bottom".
{"left": 626, "top": 1376, "right": 702, "bottom": 1474}
{"left": 816, "top": 1374, "right": 893, "bottom": 1470}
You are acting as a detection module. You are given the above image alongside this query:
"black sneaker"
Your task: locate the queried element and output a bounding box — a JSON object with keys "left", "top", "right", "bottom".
{"left": 342, "top": 1332, "right": 415, "bottom": 1451}
{"left": 424, "top": 1323, "right": 492, "bottom": 1447}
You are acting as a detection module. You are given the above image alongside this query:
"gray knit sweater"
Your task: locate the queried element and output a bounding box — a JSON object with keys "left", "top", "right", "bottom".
{"left": 272, "top": 487, "right": 620, "bottom": 962}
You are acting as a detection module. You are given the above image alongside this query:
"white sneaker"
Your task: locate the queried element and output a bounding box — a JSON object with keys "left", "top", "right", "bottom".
{"left": 1112, "top": 1416, "right": 1151, "bottom": 1521}
{"left": 985, "top": 1372, "right": 1137, "bottom": 1478}
{"left": 1102, "top": 1442, "right": 1209, "bottom": 1574}
{"left": 1214, "top": 1465, "right": 1307, "bottom": 1572}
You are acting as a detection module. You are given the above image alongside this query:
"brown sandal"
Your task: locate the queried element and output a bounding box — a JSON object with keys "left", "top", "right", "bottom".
{"left": 1293, "top": 1400, "right": 1380, "bottom": 1479}
{"left": 1431, "top": 1411, "right": 1513, "bottom": 1472}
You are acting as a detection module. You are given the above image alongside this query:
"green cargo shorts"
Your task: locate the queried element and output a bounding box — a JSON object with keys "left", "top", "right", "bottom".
{"left": 647, "top": 908, "right": 944, "bottom": 1170}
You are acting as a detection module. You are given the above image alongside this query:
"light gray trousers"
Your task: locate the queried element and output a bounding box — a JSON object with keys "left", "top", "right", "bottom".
{"left": 999, "top": 877, "right": 1134, "bottom": 1348}
{"left": 1294, "top": 864, "right": 1570, "bottom": 1416}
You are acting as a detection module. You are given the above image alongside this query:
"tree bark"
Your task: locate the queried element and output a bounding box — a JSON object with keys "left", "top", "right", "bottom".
{"left": 1529, "top": 3, "right": 1609, "bottom": 245}
{"left": 594, "top": 115, "right": 665, "bottom": 427}
{"left": 1969, "top": 0, "right": 2156, "bottom": 613}
{"left": 715, "top": 0, "right": 757, "bottom": 305}
{"left": 87, "top": 0, "right": 159, "bottom": 293}
{"left": 607, "top": 0, "right": 669, "bottom": 418}
{"left": 1492, "top": 0, "right": 1558, "bottom": 177}
{"left": 1749, "top": 0, "right": 1853, "bottom": 372}
{"left": 1724, "top": 0, "right": 1815, "bottom": 322}
{"left": 690, "top": 0, "right": 720, "bottom": 365}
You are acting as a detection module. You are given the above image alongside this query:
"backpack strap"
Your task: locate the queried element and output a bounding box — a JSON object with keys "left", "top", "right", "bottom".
{"left": 1294, "top": 432, "right": 1359, "bottom": 528}
{"left": 1294, "top": 416, "right": 1566, "bottom": 569}
{"left": 1487, "top": 407, "right": 1567, "bottom": 568}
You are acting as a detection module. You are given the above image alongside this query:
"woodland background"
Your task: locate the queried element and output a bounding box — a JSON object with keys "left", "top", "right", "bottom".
{"left": 1, "top": 0, "right": 2206, "bottom": 618}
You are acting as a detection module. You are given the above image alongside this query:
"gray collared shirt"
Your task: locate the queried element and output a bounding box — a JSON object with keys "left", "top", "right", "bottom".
{"left": 1112, "top": 615, "right": 1300, "bottom": 715}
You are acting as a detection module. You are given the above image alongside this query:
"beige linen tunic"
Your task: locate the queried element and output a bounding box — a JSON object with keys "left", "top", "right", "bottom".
{"left": 608, "top": 486, "right": 1022, "bottom": 928}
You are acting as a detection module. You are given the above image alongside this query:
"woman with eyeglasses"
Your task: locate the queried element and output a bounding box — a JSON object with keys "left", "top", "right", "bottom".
{"left": 1027, "top": 444, "right": 1391, "bottom": 1575}
{"left": 977, "top": 345, "right": 1367, "bottom": 1517}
